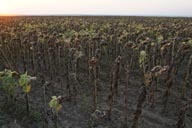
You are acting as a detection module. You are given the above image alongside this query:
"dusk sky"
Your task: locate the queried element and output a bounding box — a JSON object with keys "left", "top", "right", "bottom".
{"left": 0, "top": 0, "right": 192, "bottom": 16}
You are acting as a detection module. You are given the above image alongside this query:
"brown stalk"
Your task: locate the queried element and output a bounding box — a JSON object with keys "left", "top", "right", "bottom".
{"left": 132, "top": 85, "right": 147, "bottom": 128}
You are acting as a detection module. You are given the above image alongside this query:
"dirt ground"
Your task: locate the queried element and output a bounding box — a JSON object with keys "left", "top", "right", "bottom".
{"left": 0, "top": 66, "right": 192, "bottom": 128}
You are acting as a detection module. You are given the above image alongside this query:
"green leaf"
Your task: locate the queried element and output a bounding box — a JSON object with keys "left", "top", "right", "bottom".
{"left": 19, "top": 73, "right": 28, "bottom": 86}
{"left": 0, "top": 70, "right": 18, "bottom": 97}
{"left": 79, "top": 30, "right": 88, "bottom": 36}
{"left": 139, "top": 50, "right": 147, "bottom": 68}
{"left": 49, "top": 96, "right": 62, "bottom": 113}
{"left": 157, "top": 35, "right": 164, "bottom": 43}
{"left": 187, "top": 39, "right": 192, "bottom": 46}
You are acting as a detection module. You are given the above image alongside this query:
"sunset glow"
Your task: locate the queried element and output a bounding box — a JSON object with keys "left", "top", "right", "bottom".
{"left": 0, "top": 0, "right": 192, "bottom": 16}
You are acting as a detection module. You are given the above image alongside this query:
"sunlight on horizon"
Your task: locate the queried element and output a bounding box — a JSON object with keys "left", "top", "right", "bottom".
{"left": 0, "top": 0, "right": 192, "bottom": 16}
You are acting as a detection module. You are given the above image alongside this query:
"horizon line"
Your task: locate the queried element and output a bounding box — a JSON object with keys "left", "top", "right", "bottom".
{"left": 0, "top": 14, "right": 192, "bottom": 18}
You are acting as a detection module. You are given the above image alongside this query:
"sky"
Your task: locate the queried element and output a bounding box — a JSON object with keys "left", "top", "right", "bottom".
{"left": 0, "top": 0, "right": 192, "bottom": 16}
